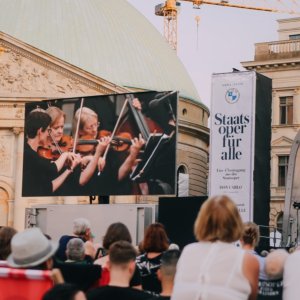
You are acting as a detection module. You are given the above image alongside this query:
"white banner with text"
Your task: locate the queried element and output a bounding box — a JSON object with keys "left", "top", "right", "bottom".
{"left": 209, "top": 71, "right": 256, "bottom": 221}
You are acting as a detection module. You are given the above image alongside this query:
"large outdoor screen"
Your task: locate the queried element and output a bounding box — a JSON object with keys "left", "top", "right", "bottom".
{"left": 22, "top": 91, "right": 178, "bottom": 197}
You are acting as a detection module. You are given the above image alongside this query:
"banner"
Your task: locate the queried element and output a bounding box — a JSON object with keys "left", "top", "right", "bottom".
{"left": 209, "top": 71, "right": 256, "bottom": 221}
{"left": 22, "top": 91, "right": 178, "bottom": 197}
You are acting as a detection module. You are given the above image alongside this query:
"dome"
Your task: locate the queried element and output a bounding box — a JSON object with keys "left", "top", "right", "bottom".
{"left": 0, "top": 0, "right": 201, "bottom": 102}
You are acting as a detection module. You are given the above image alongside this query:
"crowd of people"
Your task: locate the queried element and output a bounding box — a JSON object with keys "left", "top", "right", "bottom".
{"left": 0, "top": 195, "right": 300, "bottom": 299}
{"left": 22, "top": 93, "right": 177, "bottom": 197}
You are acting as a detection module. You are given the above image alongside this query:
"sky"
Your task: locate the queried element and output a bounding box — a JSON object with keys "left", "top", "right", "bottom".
{"left": 127, "top": 0, "right": 296, "bottom": 108}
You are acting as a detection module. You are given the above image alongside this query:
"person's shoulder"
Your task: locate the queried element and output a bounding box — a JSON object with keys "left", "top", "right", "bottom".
{"left": 58, "top": 235, "right": 74, "bottom": 244}
{"left": 181, "top": 242, "right": 201, "bottom": 255}
{"left": 136, "top": 252, "right": 147, "bottom": 261}
{"left": 87, "top": 286, "right": 152, "bottom": 300}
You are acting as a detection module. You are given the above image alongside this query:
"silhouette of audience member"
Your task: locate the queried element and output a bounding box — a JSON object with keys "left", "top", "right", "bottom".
{"left": 172, "top": 195, "right": 259, "bottom": 300}
{"left": 56, "top": 218, "right": 95, "bottom": 262}
{"left": 240, "top": 222, "right": 268, "bottom": 281}
{"left": 42, "top": 283, "right": 87, "bottom": 300}
{"left": 0, "top": 226, "right": 17, "bottom": 260}
{"left": 152, "top": 249, "right": 181, "bottom": 300}
{"left": 283, "top": 247, "right": 300, "bottom": 300}
{"left": 87, "top": 241, "right": 152, "bottom": 300}
{"left": 94, "top": 222, "right": 141, "bottom": 288}
{"left": 7, "top": 227, "right": 58, "bottom": 270}
{"left": 66, "top": 238, "right": 92, "bottom": 264}
{"left": 257, "top": 249, "right": 289, "bottom": 300}
{"left": 136, "top": 223, "right": 170, "bottom": 294}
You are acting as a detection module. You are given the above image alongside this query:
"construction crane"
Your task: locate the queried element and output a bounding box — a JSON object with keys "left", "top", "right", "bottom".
{"left": 155, "top": 0, "right": 300, "bottom": 51}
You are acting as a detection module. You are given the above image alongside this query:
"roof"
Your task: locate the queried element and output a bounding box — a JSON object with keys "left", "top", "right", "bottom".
{"left": 0, "top": 0, "right": 201, "bottom": 103}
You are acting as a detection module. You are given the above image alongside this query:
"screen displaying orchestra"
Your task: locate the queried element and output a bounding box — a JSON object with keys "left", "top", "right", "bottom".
{"left": 22, "top": 91, "right": 178, "bottom": 197}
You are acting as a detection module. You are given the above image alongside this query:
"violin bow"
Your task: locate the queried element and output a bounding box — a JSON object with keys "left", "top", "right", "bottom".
{"left": 97, "top": 97, "right": 129, "bottom": 176}
{"left": 72, "top": 98, "right": 85, "bottom": 153}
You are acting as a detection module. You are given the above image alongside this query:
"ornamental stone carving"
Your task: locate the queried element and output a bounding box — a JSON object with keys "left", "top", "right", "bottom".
{"left": 0, "top": 134, "right": 13, "bottom": 176}
{"left": 0, "top": 44, "right": 97, "bottom": 97}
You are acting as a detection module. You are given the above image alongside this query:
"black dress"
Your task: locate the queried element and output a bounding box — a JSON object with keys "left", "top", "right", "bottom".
{"left": 22, "top": 143, "right": 58, "bottom": 196}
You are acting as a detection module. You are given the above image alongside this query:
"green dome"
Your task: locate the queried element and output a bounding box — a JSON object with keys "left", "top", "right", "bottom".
{"left": 0, "top": 0, "right": 201, "bottom": 102}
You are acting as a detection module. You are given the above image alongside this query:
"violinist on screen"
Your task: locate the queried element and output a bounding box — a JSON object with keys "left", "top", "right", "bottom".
{"left": 45, "top": 106, "right": 108, "bottom": 196}
{"left": 73, "top": 106, "right": 145, "bottom": 195}
{"left": 22, "top": 110, "right": 80, "bottom": 197}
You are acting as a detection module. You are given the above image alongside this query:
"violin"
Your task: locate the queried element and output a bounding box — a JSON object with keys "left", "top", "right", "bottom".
{"left": 98, "top": 130, "right": 132, "bottom": 152}
{"left": 37, "top": 135, "right": 99, "bottom": 159}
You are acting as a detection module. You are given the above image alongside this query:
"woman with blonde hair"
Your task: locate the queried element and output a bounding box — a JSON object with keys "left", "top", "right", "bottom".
{"left": 172, "top": 195, "right": 259, "bottom": 300}
{"left": 45, "top": 106, "right": 107, "bottom": 195}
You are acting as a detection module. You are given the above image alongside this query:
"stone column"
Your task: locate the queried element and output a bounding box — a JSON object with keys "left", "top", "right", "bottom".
{"left": 12, "top": 127, "right": 26, "bottom": 230}
{"left": 293, "top": 89, "right": 300, "bottom": 125}
{"left": 272, "top": 91, "right": 279, "bottom": 126}
{"left": 7, "top": 199, "right": 14, "bottom": 227}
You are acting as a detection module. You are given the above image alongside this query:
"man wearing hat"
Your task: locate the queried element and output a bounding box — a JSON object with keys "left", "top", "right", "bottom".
{"left": 7, "top": 227, "right": 58, "bottom": 270}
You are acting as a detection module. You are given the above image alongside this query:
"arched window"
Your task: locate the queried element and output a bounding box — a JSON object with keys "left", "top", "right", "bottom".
{"left": 177, "top": 165, "right": 189, "bottom": 196}
{"left": 276, "top": 212, "right": 283, "bottom": 233}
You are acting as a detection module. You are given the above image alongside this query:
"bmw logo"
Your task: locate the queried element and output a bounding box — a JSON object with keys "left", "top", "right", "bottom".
{"left": 225, "top": 88, "right": 240, "bottom": 104}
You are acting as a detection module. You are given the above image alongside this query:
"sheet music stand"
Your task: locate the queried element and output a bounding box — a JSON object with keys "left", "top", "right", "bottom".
{"left": 130, "top": 133, "right": 170, "bottom": 182}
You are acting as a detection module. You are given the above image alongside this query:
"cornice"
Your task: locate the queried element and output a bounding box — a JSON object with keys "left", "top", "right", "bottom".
{"left": 242, "top": 60, "right": 300, "bottom": 72}
{"left": 0, "top": 32, "right": 127, "bottom": 95}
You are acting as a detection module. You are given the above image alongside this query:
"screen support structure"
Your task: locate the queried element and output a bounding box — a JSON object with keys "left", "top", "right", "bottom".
{"left": 282, "top": 129, "right": 300, "bottom": 247}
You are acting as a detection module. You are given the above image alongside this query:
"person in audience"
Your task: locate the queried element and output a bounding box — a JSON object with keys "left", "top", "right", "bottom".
{"left": 6, "top": 227, "right": 58, "bottom": 270}
{"left": 152, "top": 249, "right": 180, "bottom": 300}
{"left": 42, "top": 283, "right": 87, "bottom": 300}
{"left": 240, "top": 222, "right": 268, "bottom": 281}
{"left": 283, "top": 247, "right": 300, "bottom": 299}
{"left": 136, "top": 222, "right": 170, "bottom": 294}
{"left": 65, "top": 238, "right": 92, "bottom": 264}
{"left": 56, "top": 218, "right": 96, "bottom": 262}
{"left": 94, "top": 222, "right": 141, "bottom": 288}
{"left": 172, "top": 195, "right": 259, "bottom": 300}
{"left": 257, "top": 249, "right": 289, "bottom": 300}
{"left": 87, "top": 241, "right": 152, "bottom": 300}
{"left": 0, "top": 226, "right": 17, "bottom": 260}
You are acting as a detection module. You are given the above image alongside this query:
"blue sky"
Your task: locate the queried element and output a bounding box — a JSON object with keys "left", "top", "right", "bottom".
{"left": 128, "top": 0, "right": 295, "bottom": 108}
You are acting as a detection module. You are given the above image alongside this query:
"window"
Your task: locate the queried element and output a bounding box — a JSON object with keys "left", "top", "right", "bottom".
{"left": 279, "top": 96, "right": 293, "bottom": 125}
{"left": 278, "top": 155, "right": 289, "bottom": 187}
{"left": 177, "top": 165, "right": 189, "bottom": 197}
{"left": 276, "top": 212, "right": 283, "bottom": 233}
{"left": 289, "top": 34, "right": 300, "bottom": 40}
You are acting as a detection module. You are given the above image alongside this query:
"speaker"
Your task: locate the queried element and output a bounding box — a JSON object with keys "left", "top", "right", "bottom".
{"left": 158, "top": 196, "right": 208, "bottom": 250}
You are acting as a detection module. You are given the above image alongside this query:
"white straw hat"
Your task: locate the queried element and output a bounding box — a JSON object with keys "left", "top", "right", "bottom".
{"left": 7, "top": 227, "right": 58, "bottom": 268}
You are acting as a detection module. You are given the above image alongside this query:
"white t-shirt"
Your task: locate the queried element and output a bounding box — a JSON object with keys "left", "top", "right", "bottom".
{"left": 283, "top": 250, "right": 300, "bottom": 300}
{"left": 172, "top": 241, "right": 251, "bottom": 300}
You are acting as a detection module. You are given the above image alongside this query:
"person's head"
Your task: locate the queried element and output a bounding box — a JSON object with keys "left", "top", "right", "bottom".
{"left": 73, "top": 107, "right": 99, "bottom": 139}
{"left": 25, "top": 110, "right": 51, "bottom": 142}
{"left": 108, "top": 240, "right": 137, "bottom": 276}
{"left": 46, "top": 106, "right": 65, "bottom": 142}
{"left": 0, "top": 226, "right": 17, "bottom": 260}
{"left": 66, "top": 238, "right": 85, "bottom": 261}
{"left": 103, "top": 222, "right": 132, "bottom": 251}
{"left": 73, "top": 218, "right": 91, "bottom": 240}
{"left": 157, "top": 249, "right": 181, "bottom": 284}
{"left": 142, "top": 222, "right": 169, "bottom": 253}
{"left": 42, "top": 283, "right": 86, "bottom": 300}
{"left": 265, "top": 249, "right": 289, "bottom": 280}
{"left": 240, "top": 222, "right": 260, "bottom": 248}
{"left": 194, "top": 195, "right": 243, "bottom": 243}
{"left": 7, "top": 227, "right": 58, "bottom": 270}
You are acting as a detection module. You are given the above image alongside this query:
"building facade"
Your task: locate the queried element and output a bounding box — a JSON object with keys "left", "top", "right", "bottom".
{"left": 242, "top": 18, "right": 300, "bottom": 231}
{"left": 0, "top": 0, "right": 209, "bottom": 230}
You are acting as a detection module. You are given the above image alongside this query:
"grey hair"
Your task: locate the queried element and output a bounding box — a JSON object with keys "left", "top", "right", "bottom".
{"left": 73, "top": 218, "right": 91, "bottom": 236}
{"left": 265, "top": 249, "right": 289, "bottom": 279}
{"left": 66, "top": 238, "right": 85, "bottom": 261}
